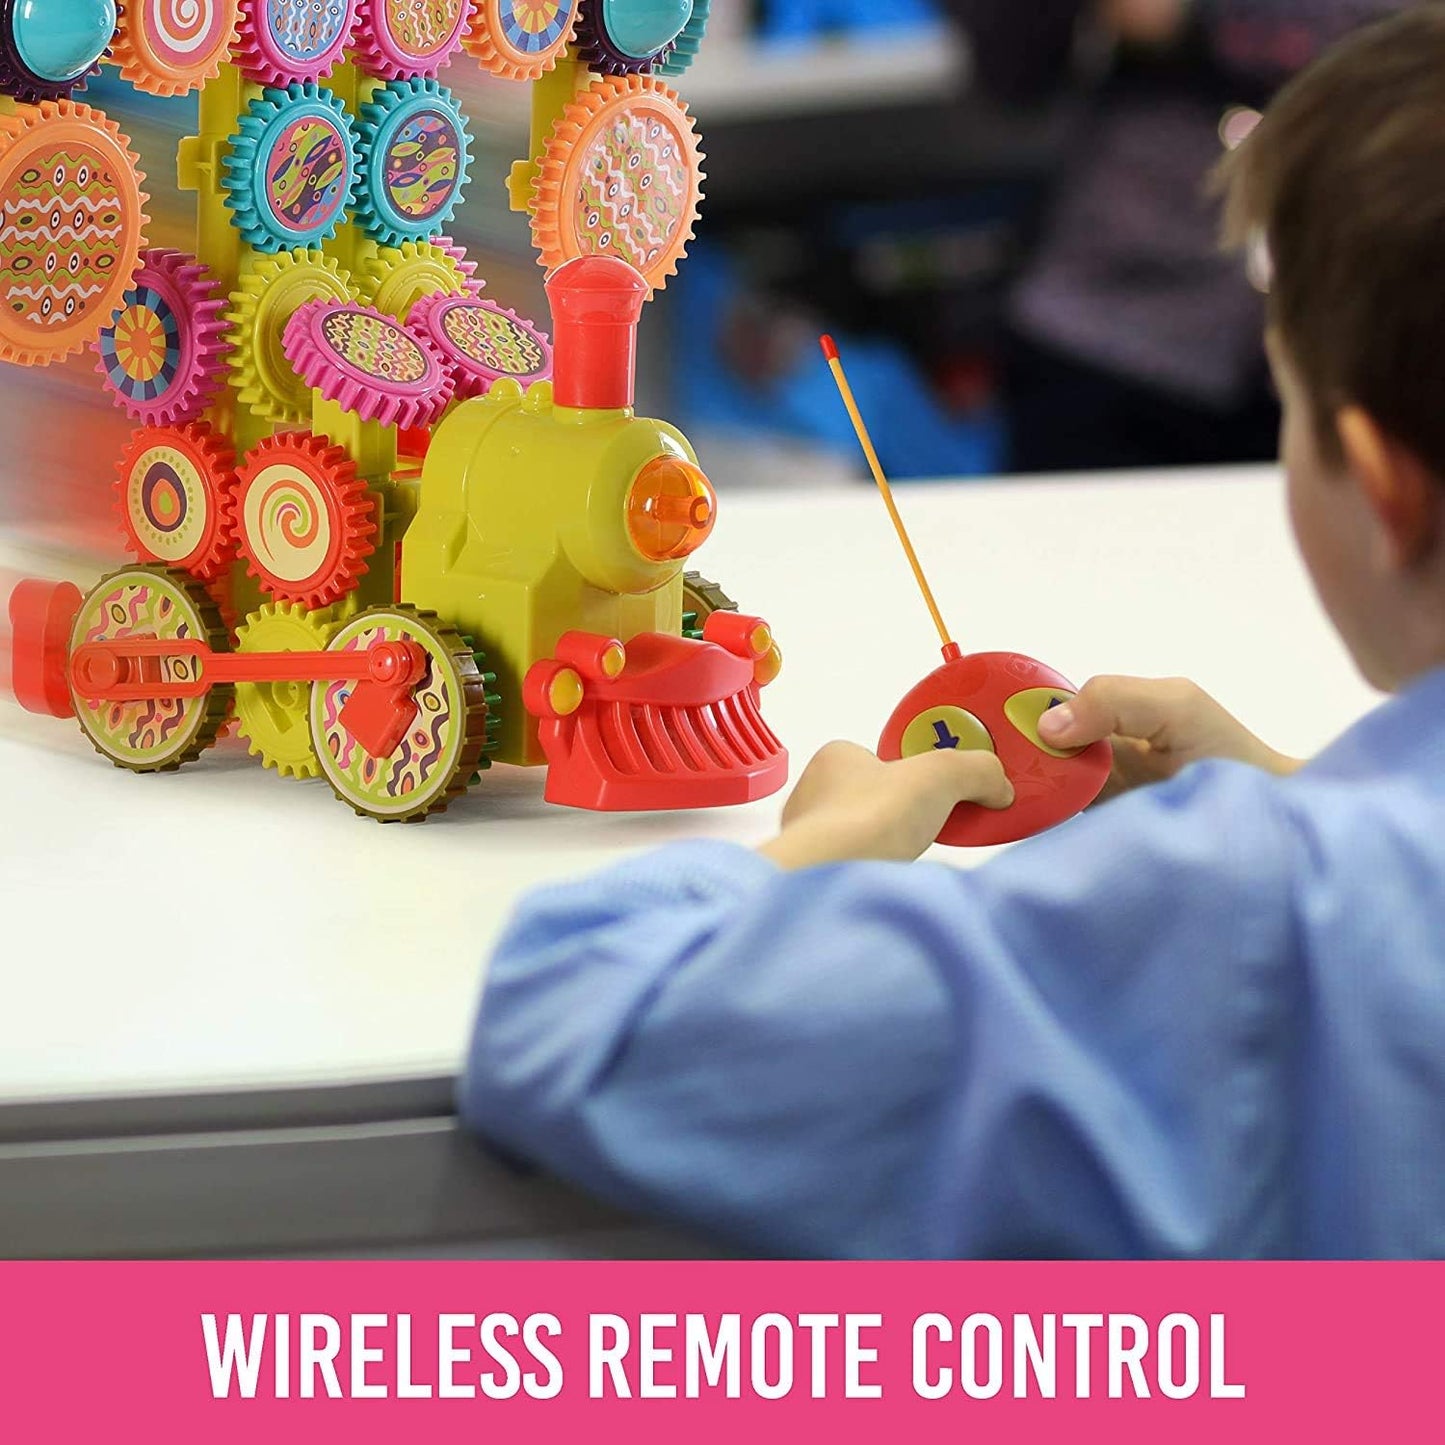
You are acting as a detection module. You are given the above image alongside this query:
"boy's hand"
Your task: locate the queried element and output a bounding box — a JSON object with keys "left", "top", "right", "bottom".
{"left": 759, "top": 741, "right": 1014, "bottom": 870}
{"left": 1038, "top": 675, "right": 1302, "bottom": 800}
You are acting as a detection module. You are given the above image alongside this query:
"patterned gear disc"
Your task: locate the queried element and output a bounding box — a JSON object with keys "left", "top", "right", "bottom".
{"left": 69, "top": 563, "right": 232, "bottom": 772}
{"left": 95, "top": 248, "right": 229, "bottom": 424}
{"left": 112, "top": 0, "right": 240, "bottom": 96}
{"left": 357, "top": 235, "right": 479, "bottom": 321}
{"left": 235, "top": 0, "right": 359, "bottom": 84}
{"left": 225, "top": 247, "right": 356, "bottom": 424}
{"left": 354, "top": 77, "right": 472, "bottom": 246}
{"left": 573, "top": 0, "right": 687, "bottom": 75}
{"left": 408, "top": 289, "right": 551, "bottom": 400}
{"left": 680, "top": 569, "right": 736, "bottom": 639}
{"left": 0, "top": 100, "right": 148, "bottom": 366}
{"left": 463, "top": 0, "right": 579, "bottom": 81}
{"left": 116, "top": 421, "right": 239, "bottom": 580}
{"left": 0, "top": 0, "right": 114, "bottom": 103}
{"left": 352, "top": 0, "right": 472, "bottom": 79}
{"left": 659, "top": 0, "right": 708, "bottom": 75}
{"left": 530, "top": 74, "right": 702, "bottom": 295}
{"left": 309, "top": 604, "right": 490, "bottom": 821}
{"left": 236, "top": 431, "right": 378, "bottom": 607}
{"left": 233, "top": 599, "right": 344, "bottom": 777}
{"left": 222, "top": 83, "right": 360, "bottom": 252}
{"left": 282, "top": 298, "right": 455, "bottom": 428}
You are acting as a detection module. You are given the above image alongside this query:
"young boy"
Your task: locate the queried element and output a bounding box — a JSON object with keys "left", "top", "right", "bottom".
{"left": 458, "top": 10, "right": 1445, "bottom": 1259}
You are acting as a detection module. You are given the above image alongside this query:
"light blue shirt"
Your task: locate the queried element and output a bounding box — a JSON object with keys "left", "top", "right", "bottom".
{"left": 458, "top": 668, "right": 1445, "bottom": 1258}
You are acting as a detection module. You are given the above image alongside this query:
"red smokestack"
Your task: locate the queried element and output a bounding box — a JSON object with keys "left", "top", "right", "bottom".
{"left": 545, "top": 256, "right": 650, "bottom": 410}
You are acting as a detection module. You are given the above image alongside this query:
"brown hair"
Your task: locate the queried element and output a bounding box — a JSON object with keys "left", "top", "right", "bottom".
{"left": 1221, "top": 5, "right": 1445, "bottom": 472}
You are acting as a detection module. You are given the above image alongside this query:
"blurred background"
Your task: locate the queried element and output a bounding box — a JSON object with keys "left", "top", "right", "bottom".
{"left": 0, "top": 0, "right": 1410, "bottom": 648}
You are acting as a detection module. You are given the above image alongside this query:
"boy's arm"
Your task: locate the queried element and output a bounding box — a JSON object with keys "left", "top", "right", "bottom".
{"left": 458, "top": 762, "right": 1300, "bottom": 1258}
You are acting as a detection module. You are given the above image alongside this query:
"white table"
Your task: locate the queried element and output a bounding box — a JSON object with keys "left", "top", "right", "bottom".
{"left": 0, "top": 466, "right": 1381, "bottom": 1253}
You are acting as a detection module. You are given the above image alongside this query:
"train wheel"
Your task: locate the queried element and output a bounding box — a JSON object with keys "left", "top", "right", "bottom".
{"left": 681, "top": 570, "right": 737, "bottom": 639}
{"left": 309, "top": 606, "right": 489, "bottom": 822}
{"left": 233, "top": 600, "right": 345, "bottom": 779}
{"left": 69, "top": 564, "right": 232, "bottom": 772}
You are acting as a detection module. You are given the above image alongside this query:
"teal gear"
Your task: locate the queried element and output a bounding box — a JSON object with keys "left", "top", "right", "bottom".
{"left": 660, "top": 0, "right": 710, "bottom": 74}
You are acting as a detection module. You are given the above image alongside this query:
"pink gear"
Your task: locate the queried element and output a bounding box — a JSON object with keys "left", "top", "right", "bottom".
{"left": 351, "top": 0, "right": 473, "bottom": 79}
{"left": 408, "top": 290, "right": 553, "bottom": 400}
{"left": 282, "top": 298, "right": 455, "bottom": 429}
{"left": 95, "top": 248, "right": 230, "bottom": 426}
{"left": 234, "top": 0, "right": 360, "bottom": 85}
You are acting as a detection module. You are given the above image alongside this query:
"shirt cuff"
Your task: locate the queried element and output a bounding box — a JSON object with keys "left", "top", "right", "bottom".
{"left": 599, "top": 838, "right": 781, "bottom": 907}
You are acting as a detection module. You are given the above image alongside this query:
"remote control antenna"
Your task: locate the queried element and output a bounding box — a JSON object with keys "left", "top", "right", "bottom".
{"left": 820, "top": 335, "right": 960, "bottom": 660}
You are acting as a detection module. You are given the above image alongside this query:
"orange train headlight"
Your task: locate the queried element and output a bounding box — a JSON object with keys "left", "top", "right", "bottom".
{"left": 625, "top": 455, "right": 717, "bottom": 562}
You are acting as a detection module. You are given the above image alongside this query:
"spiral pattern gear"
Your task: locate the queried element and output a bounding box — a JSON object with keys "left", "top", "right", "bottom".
{"left": 68, "top": 563, "right": 232, "bottom": 773}
{"left": 309, "top": 604, "right": 490, "bottom": 821}
{"left": 530, "top": 74, "right": 702, "bottom": 295}
{"left": 462, "top": 0, "right": 578, "bottom": 81}
{"left": 224, "top": 247, "right": 356, "bottom": 424}
{"left": 0, "top": 100, "right": 149, "bottom": 367}
{"left": 112, "top": 0, "right": 240, "bottom": 96}
{"left": 352, "top": 0, "right": 472, "bottom": 79}
{"left": 353, "top": 77, "right": 472, "bottom": 246}
{"left": 282, "top": 298, "right": 455, "bottom": 429}
{"left": 235, "top": 0, "right": 359, "bottom": 85}
{"left": 236, "top": 431, "right": 377, "bottom": 607}
{"left": 408, "top": 289, "right": 551, "bottom": 399}
{"left": 659, "top": 0, "right": 708, "bottom": 75}
{"left": 233, "top": 599, "right": 344, "bottom": 778}
{"left": 222, "top": 83, "right": 360, "bottom": 252}
{"left": 357, "top": 235, "right": 479, "bottom": 321}
{"left": 573, "top": 0, "right": 682, "bottom": 75}
{"left": 96, "top": 248, "right": 229, "bottom": 424}
{"left": 0, "top": 0, "right": 114, "bottom": 103}
{"left": 116, "top": 421, "right": 239, "bottom": 580}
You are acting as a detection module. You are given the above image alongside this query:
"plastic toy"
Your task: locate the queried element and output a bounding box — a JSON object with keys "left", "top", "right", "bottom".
{"left": 821, "top": 335, "right": 1109, "bottom": 846}
{"left": 4, "top": 1, "right": 786, "bottom": 823}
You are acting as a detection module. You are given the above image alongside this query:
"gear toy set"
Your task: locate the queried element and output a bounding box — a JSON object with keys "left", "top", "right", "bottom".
{"left": 2, "top": 0, "right": 1104, "bottom": 843}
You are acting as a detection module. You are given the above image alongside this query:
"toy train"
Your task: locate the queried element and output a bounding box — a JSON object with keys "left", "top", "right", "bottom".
{"left": 2, "top": 0, "right": 787, "bottom": 821}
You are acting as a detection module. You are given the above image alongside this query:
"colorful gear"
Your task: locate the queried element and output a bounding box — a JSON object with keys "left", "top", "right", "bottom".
{"left": 222, "top": 83, "right": 359, "bottom": 252}
{"left": 659, "top": 0, "right": 708, "bottom": 75}
{"left": 111, "top": 0, "right": 240, "bottom": 96}
{"left": 680, "top": 569, "right": 736, "bottom": 639}
{"left": 309, "top": 604, "right": 490, "bottom": 821}
{"left": 233, "top": 599, "right": 344, "bottom": 777}
{"left": 352, "top": 0, "right": 472, "bottom": 79}
{"left": 69, "top": 563, "right": 232, "bottom": 772}
{"left": 235, "top": 431, "right": 377, "bottom": 607}
{"left": 408, "top": 290, "right": 551, "bottom": 399}
{"left": 235, "top": 0, "right": 359, "bottom": 85}
{"left": 224, "top": 247, "right": 356, "bottom": 423}
{"left": 573, "top": 0, "right": 687, "bottom": 75}
{"left": 530, "top": 74, "right": 702, "bottom": 295}
{"left": 463, "top": 0, "right": 578, "bottom": 81}
{"left": 95, "top": 248, "right": 229, "bottom": 424}
{"left": 0, "top": 100, "right": 148, "bottom": 366}
{"left": 357, "top": 235, "right": 479, "bottom": 321}
{"left": 282, "top": 298, "right": 455, "bottom": 428}
{"left": 353, "top": 77, "right": 472, "bottom": 246}
{"left": 116, "top": 421, "right": 239, "bottom": 580}
{"left": 0, "top": 0, "right": 114, "bottom": 103}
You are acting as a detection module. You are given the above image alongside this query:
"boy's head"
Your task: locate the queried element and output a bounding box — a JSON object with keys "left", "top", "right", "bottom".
{"left": 1223, "top": 6, "right": 1445, "bottom": 691}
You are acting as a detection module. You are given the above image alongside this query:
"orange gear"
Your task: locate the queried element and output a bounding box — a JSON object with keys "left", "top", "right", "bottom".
{"left": 115, "top": 421, "right": 239, "bottom": 580}
{"left": 530, "top": 74, "right": 702, "bottom": 295}
{"left": 463, "top": 0, "right": 580, "bottom": 81}
{"left": 235, "top": 431, "right": 377, "bottom": 608}
{"left": 111, "top": 0, "right": 242, "bottom": 96}
{"left": 0, "top": 100, "right": 149, "bottom": 366}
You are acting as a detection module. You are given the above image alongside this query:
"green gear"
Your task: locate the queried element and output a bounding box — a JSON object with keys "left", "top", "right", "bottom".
{"left": 681, "top": 570, "right": 738, "bottom": 640}
{"left": 234, "top": 600, "right": 345, "bottom": 779}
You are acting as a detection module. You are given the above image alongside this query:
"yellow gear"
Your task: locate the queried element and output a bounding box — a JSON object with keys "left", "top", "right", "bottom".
{"left": 233, "top": 600, "right": 347, "bottom": 779}
{"left": 358, "top": 240, "right": 478, "bottom": 322}
{"left": 224, "top": 249, "right": 356, "bottom": 425}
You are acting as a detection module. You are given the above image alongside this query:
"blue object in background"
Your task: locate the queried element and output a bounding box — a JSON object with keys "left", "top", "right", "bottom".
{"left": 758, "top": 0, "right": 940, "bottom": 39}
{"left": 671, "top": 242, "right": 1004, "bottom": 480}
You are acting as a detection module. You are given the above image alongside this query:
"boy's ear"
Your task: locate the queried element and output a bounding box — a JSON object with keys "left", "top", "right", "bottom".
{"left": 1337, "top": 406, "right": 1440, "bottom": 568}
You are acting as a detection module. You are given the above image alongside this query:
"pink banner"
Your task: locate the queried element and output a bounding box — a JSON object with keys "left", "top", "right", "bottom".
{"left": 0, "top": 1262, "right": 1435, "bottom": 1442}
